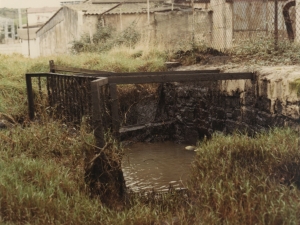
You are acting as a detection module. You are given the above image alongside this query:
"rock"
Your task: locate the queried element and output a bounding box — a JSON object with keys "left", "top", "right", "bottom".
{"left": 0, "top": 113, "right": 16, "bottom": 124}
{"left": 185, "top": 146, "right": 196, "bottom": 151}
{"left": 0, "top": 120, "right": 7, "bottom": 129}
{"left": 165, "top": 61, "right": 181, "bottom": 69}
{"left": 0, "top": 113, "right": 16, "bottom": 129}
{"left": 0, "top": 119, "right": 13, "bottom": 129}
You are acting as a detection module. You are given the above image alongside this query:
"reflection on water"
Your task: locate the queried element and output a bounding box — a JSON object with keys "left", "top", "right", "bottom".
{"left": 122, "top": 141, "right": 196, "bottom": 192}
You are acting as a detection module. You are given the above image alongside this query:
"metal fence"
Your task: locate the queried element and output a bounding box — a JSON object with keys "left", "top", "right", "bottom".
{"left": 209, "top": 0, "right": 296, "bottom": 50}
{"left": 26, "top": 72, "right": 112, "bottom": 148}
{"left": 131, "top": 0, "right": 297, "bottom": 50}
{"left": 231, "top": 0, "right": 295, "bottom": 47}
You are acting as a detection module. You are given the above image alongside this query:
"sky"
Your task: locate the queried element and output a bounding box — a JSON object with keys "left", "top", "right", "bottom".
{"left": 0, "top": 0, "right": 62, "bottom": 8}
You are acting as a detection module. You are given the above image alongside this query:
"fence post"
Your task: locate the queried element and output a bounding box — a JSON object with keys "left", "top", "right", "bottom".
{"left": 49, "top": 60, "right": 55, "bottom": 73}
{"left": 91, "top": 79, "right": 108, "bottom": 148}
{"left": 26, "top": 74, "right": 35, "bottom": 120}
{"left": 109, "top": 83, "right": 120, "bottom": 140}
{"left": 274, "top": 0, "right": 279, "bottom": 50}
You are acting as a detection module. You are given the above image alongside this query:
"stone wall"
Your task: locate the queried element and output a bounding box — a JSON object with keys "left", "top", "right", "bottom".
{"left": 159, "top": 66, "right": 300, "bottom": 144}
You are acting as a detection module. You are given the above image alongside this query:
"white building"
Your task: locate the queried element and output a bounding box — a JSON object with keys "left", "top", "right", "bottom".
{"left": 27, "top": 7, "right": 61, "bottom": 26}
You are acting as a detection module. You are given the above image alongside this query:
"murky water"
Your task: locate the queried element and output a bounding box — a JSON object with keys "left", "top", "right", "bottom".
{"left": 122, "top": 141, "right": 196, "bottom": 192}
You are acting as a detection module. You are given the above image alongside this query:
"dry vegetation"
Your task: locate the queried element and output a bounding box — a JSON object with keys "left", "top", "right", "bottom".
{"left": 1, "top": 38, "right": 300, "bottom": 224}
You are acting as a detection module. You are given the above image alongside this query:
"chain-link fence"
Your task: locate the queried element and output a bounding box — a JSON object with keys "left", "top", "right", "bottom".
{"left": 116, "top": 0, "right": 298, "bottom": 51}
{"left": 231, "top": 0, "right": 296, "bottom": 48}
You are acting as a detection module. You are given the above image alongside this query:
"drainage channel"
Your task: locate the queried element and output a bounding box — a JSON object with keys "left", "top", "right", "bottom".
{"left": 122, "top": 141, "right": 196, "bottom": 192}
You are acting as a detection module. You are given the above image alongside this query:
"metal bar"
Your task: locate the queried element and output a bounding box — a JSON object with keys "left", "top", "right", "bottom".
{"left": 233, "top": 29, "right": 268, "bottom": 32}
{"left": 26, "top": 73, "right": 49, "bottom": 77}
{"left": 86, "top": 78, "right": 93, "bottom": 118}
{"left": 50, "top": 74, "right": 55, "bottom": 112}
{"left": 53, "top": 75, "right": 58, "bottom": 116}
{"left": 61, "top": 76, "right": 66, "bottom": 119}
{"left": 107, "top": 73, "right": 254, "bottom": 84}
{"left": 110, "top": 83, "right": 120, "bottom": 139}
{"left": 283, "top": 0, "right": 295, "bottom": 42}
{"left": 103, "top": 85, "right": 110, "bottom": 131}
{"left": 49, "top": 60, "right": 55, "bottom": 73}
{"left": 38, "top": 75, "right": 42, "bottom": 99}
{"left": 46, "top": 76, "right": 51, "bottom": 106}
{"left": 26, "top": 74, "right": 35, "bottom": 120}
{"left": 75, "top": 78, "right": 80, "bottom": 123}
{"left": 57, "top": 75, "right": 62, "bottom": 117}
{"left": 70, "top": 77, "right": 75, "bottom": 122}
{"left": 91, "top": 79, "right": 108, "bottom": 148}
{"left": 28, "top": 70, "right": 223, "bottom": 79}
{"left": 66, "top": 77, "right": 71, "bottom": 121}
{"left": 94, "top": 70, "right": 222, "bottom": 77}
{"left": 53, "top": 66, "right": 113, "bottom": 74}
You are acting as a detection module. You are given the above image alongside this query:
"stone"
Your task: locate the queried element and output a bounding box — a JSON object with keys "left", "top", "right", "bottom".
{"left": 0, "top": 119, "right": 14, "bottom": 129}
{"left": 185, "top": 146, "right": 197, "bottom": 151}
{"left": 0, "top": 120, "right": 7, "bottom": 129}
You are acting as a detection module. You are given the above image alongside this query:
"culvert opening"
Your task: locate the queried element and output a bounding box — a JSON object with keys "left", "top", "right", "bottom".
{"left": 26, "top": 63, "right": 255, "bottom": 204}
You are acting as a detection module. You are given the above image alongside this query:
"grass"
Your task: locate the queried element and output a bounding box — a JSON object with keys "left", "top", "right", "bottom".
{"left": 188, "top": 128, "right": 300, "bottom": 224}
{"left": 230, "top": 35, "right": 300, "bottom": 66}
{"left": 1, "top": 123, "right": 300, "bottom": 224}
{"left": 1, "top": 41, "right": 300, "bottom": 224}
{"left": 0, "top": 51, "right": 167, "bottom": 121}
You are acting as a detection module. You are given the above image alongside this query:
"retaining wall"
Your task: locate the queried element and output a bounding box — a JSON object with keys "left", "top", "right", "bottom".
{"left": 159, "top": 66, "right": 300, "bottom": 144}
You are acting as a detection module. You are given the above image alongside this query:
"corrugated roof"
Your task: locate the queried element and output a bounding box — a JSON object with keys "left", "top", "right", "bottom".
{"left": 67, "top": 2, "right": 179, "bottom": 15}
{"left": 66, "top": 2, "right": 118, "bottom": 13}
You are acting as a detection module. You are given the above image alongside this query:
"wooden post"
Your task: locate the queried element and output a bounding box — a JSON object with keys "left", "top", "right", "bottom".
{"left": 91, "top": 78, "right": 108, "bottom": 148}
{"left": 26, "top": 74, "right": 35, "bottom": 120}
{"left": 49, "top": 60, "right": 55, "bottom": 73}
{"left": 109, "top": 83, "right": 120, "bottom": 140}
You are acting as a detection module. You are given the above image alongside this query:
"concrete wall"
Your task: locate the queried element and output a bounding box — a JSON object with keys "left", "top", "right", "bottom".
{"left": 21, "top": 39, "right": 40, "bottom": 58}
{"left": 104, "top": 10, "right": 212, "bottom": 49}
{"left": 104, "top": 12, "right": 151, "bottom": 33}
{"left": 37, "top": 7, "right": 82, "bottom": 56}
{"left": 37, "top": 8, "right": 213, "bottom": 55}
{"left": 210, "top": 0, "right": 233, "bottom": 49}
{"left": 0, "top": 43, "right": 22, "bottom": 55}
{"left": 0, "top": 41, "right": 39, "bottom": 58}
{"left": 154, "top": 10, "right": 212, "bottom": 47}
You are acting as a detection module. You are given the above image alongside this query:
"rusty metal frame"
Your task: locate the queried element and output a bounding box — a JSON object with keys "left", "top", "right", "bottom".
{"left": 26, "top": 62, "right": 255, "bottom": 145}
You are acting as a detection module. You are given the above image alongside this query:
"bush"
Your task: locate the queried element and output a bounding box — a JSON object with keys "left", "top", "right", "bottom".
{"left": 70, "top": 23, "right": 141, "bottom": 54}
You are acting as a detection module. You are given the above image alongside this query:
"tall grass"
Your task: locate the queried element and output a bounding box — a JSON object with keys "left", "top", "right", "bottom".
{"left": 188, "top": 128, "right": 300, "bottom": 224}
{"left": 1, "top": 124, "right": 300, "bottom": 224}
{"left": 0, "top": 51, "right": 167, "bottom": 121}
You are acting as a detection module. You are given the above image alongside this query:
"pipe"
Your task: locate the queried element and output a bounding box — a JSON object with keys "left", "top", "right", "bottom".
{"left": 283, "top": 0, "right": 295, "bottom": 42}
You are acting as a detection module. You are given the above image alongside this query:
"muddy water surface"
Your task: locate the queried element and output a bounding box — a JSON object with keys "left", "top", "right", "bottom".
{"left": 122, "top": 142, "right": 196, "bottom": 192}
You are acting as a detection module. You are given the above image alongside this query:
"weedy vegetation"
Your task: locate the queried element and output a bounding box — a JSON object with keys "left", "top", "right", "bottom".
{"left": 1, "top": 34, "right": 300, "bottom": 224}
{"left": 230, "top": 34, "right": 300, "bottom": 65}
